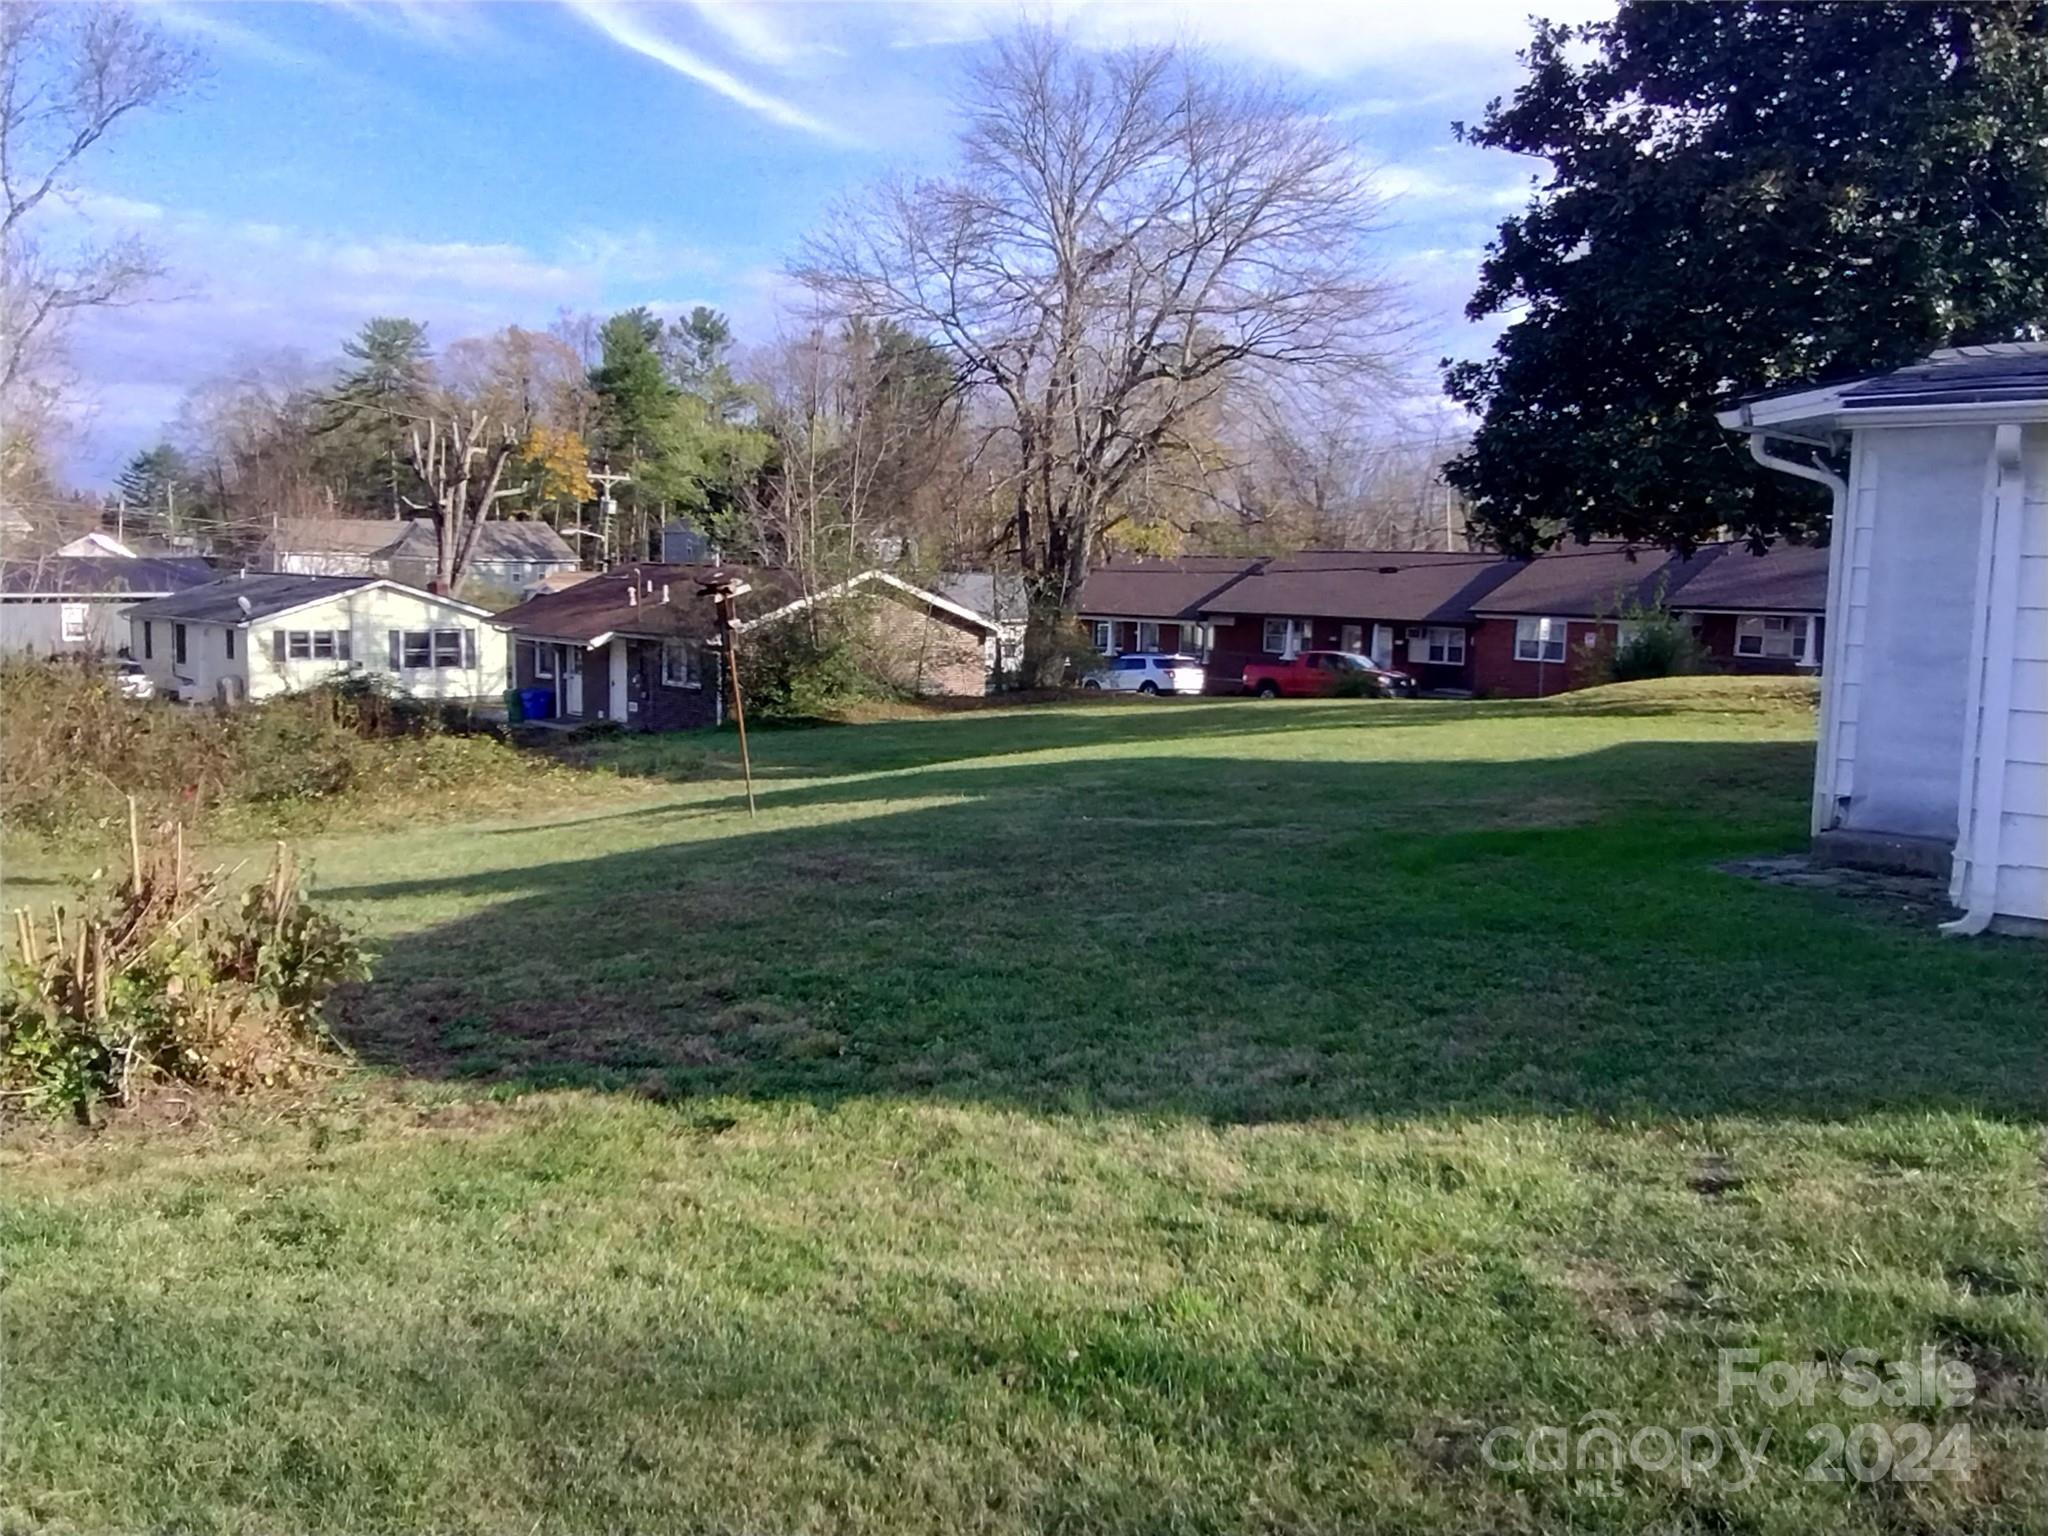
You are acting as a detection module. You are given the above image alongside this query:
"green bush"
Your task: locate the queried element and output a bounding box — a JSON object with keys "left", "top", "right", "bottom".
{"left": 1575, "top": 586, "right": 1705, "bottom": 686}
{"left": 1, "top": 824, "right": 366, "bottom": 1121}
{"left": 0, "top": 660, "right": 564, "bottom": 845}
{"left": 740, "top": 620, "right": 888, "bottom": 723}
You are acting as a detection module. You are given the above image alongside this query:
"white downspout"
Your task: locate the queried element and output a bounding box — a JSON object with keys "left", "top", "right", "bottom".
{"left": 1938, "top": 424, "right": 2024, "bottom": 937}
{"left": 1741, "top": 431, "right": 1850, "bottom": 835}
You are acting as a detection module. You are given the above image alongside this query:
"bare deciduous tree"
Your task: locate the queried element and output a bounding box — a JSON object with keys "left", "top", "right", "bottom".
{"left": 797, "top": 27, "right": 1403, "bottom": 682}
{"left": 1227, "top": 392, "right": 1472, "bottom": 552}
{"left": 404, "top": 412, "right": 526, "bottom": 594}
{"left": 0, "top": 2, "right": 198, "bottom": 402}
{"left": 742, "top": 315, "right": 961, "bottom": 606}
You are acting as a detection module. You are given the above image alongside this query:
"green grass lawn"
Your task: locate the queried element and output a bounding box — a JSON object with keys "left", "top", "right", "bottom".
{"left": 5, "top": 679, "right": 2045, "bottom": 1534}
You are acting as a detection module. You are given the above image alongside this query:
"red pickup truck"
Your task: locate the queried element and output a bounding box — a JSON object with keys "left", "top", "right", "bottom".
{"left": 1241, "top": 650, "right": 1416, "bottom": 699}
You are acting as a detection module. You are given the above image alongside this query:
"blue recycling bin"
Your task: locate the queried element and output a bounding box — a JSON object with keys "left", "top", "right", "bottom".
{"left": 519, "top": 686, "right": 554, "bottom": 721}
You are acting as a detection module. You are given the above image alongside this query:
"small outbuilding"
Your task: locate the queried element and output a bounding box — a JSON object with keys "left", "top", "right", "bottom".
{"left": 1720, "top": 343, "right": 2047, "bottom": 935}
{"left": 0, "top": 555, "right": 217, "bottom": 656}
{"left": 123, "top": 574, "right": 507, "bottom": 706}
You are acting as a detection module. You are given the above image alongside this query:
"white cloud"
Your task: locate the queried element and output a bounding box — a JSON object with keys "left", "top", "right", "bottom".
{"left": 687, "top": 0, "right": 805, "bottom": 66}
{"left": 1373, "top": 164, "right": 1530, "bottom": 213}
{"left": 55, "top": 201, "right": 766, "bottom": 484}
{"left": 878, "top": 0, "right": 1612, "bottom": 78}
{"left": 54, "top": 190, "right": 167, "bottom": 225}
{"left": 146, "top": 1, "right": 335, "bottom": 72}
{"left": 324, "top": 0, "right": 501, "bottom": 53}
{"left": 561, "top": 0, "right": 852, "bottom": 142}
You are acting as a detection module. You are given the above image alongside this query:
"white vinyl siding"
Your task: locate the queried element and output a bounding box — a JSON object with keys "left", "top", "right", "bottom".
{"left": 1976, "top": 428, "right": 2048, "bottom": 920}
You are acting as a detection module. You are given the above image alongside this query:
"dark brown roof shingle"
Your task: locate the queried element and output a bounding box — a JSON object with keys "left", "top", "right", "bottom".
{"left": 1076, "top": 557, "right": 1259, "bottom": 620}
{"left": 1199, "top": 550, "right": 1526, "bottom": 624}
{"left": 1666, "top": 542, "right": 1829, "bottom": 613}
{"left": 492, "top": 564, "right": 800, "bottom": 644}
{"left": 1471, "top": 544, "right": 1720, "bottom": 618}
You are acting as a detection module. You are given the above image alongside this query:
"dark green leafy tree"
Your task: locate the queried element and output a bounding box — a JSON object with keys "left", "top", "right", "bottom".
{"left": 587, "top": 308, "right": 679, "bottom": 558}
{"left": 588, "top": 306, "right": 770, "bottom": 556}
{"left": 113, "top": 441, "right": 228, "bottom": 544}
{"left": 320, "top": 317, "right": 435, "bottom": 518}
{"left": 1444, "top": 2, "right": 2048, "bottom": 553}
{"left": 114, "top": 442, "right": 189, "bottom": 522}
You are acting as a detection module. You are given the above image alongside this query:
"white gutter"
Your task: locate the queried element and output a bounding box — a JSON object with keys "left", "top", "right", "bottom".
{"left": 1732, "top": 429, "right": 1852, "bottom": 835}
{"left": 1939, "top": 424, "right": 2025, "bottom": 937}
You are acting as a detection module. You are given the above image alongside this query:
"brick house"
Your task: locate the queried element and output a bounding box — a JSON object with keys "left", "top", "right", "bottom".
{"left": 1075, "top": 557, "right": 1259, "bottom": 659}
{"left": 492, "top": 565, "right": 997, "bottom": 729}
{"left": 1468, "top": 544, "right": 1720, "bottom": 697}
{"left": 1668, "top": 542, "right": 1829, "bottom": 674}
{"left": 1193, "top": 551, "right": 1526, "bottom": 692}
{"left": 1469, "top": 542, "right": 1830, "bottom": 697}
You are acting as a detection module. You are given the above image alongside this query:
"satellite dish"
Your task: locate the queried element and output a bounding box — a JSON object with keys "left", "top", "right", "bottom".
{"left": 236, "top": 594, "right": 253, "bottom": 616}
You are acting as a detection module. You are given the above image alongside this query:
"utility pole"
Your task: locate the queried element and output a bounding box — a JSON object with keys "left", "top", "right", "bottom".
{"left": 698, "top": 572, "right": 757, "bottom": 819}
{"left": 590, "top": 462, "right": 631, "bottom": 567}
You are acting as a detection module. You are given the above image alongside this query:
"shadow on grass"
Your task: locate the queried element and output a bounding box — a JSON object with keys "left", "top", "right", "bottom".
{"left": 573, "top": 685, "right": 1812, "bottom": 787}
{"left": 331, "top": 735, "right": 2043, "bottom": 1126}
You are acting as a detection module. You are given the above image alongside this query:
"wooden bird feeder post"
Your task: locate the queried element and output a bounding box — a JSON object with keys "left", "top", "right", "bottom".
{"left": 699, "top": 574, "right": 757, "bottom": 819}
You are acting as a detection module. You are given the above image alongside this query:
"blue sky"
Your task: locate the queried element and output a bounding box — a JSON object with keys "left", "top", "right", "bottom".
{"left": 55, "top": 0, "right": 1608, "bottom": 485}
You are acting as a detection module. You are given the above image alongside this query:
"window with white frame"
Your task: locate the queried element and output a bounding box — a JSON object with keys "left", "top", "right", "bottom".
{"left": 1136, "top": 620, "right": 1161, "bottom": 651}
{"left": 280, "top": 629, "right": 351, "bottom": 662}
{"left": 1513, "top": 616, "right": 1567, "bottom": 663}
{"left": 1735, "top": 614, "right": 1810, "bottom": 661}
{"left": 661, "top": 638, "right": 702, "bottom": 689}
{"left": 396, "top": 628, "right": 471, "bottom": 669}
{"left": 531, "top": 641, "right": 556, "bottom": 679}
{"left": 1253, "top": 618, "right": 1302, "bottom": 655}
{"left": 1090, "top": 619, "right": 1113, "bottom": 653}
{"left": 59, "top": 603, "right": 88, "bottom": 643}
{"left": 1418, "top": 625, "right": 1466, "bottom": 665}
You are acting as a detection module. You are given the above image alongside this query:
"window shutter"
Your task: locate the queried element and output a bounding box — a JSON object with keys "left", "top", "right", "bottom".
{"left": 462, "top": 627, "right": 476, "bottom": 668}
{"left": 389, "top": 630, "right": 402, "bottom": 670}
{"left": 272, "top": 630, "right": 285, "bottom": 663}
{"left": 337, "top": 630, "right": 352, "bottom": 662}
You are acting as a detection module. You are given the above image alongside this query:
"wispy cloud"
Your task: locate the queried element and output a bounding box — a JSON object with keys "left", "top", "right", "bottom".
{"left": 562, "top": 1, "right": 851, "bottom": 142}
{"left": 146, "top": 1, "right": 335, "bottom": 72}
{"left": 687, "top": 0, "right": 804, "bottom": 67}
{"left": 324, "top": 0, "right": 502, "bottom": 53}
{"left": 59, "top": 199, "right": 763, "bottom": 482}
{"left": 1373, "top": 164, "right": 1530, "bottom": 214}
{"left": 881, "top": 0, "right": 1611, "bottom": 77}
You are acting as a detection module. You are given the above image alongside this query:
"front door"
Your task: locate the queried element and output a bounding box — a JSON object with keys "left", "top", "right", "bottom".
{"left": 1370, "top": 624, "right": 1395, "bottom": 669}
{"left": 561, "top": 646, "right": 584, "bottom": 716}
{"left": 1340, "top": 623, "right": 1364, "bottom": 654}
{"left": 608, "top": 637, "right": 630, "bottom": 722}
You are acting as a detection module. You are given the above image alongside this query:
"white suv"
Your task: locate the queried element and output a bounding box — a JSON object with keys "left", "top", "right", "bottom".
{"left": 1081, "top": 652, "right": 1207, "bottom": 695}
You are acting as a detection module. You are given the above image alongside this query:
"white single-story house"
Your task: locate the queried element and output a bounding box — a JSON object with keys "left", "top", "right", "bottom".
{"left": 123, "top": 574, "right": 508, "bottom": 705}
{"left": 1720, "top": 342, "right": 2047, "bottom": 936}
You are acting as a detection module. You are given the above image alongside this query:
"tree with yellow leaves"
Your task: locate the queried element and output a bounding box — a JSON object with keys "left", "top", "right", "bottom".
{"left": 521, "top": 423, "right": 593, "bottom": 510}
